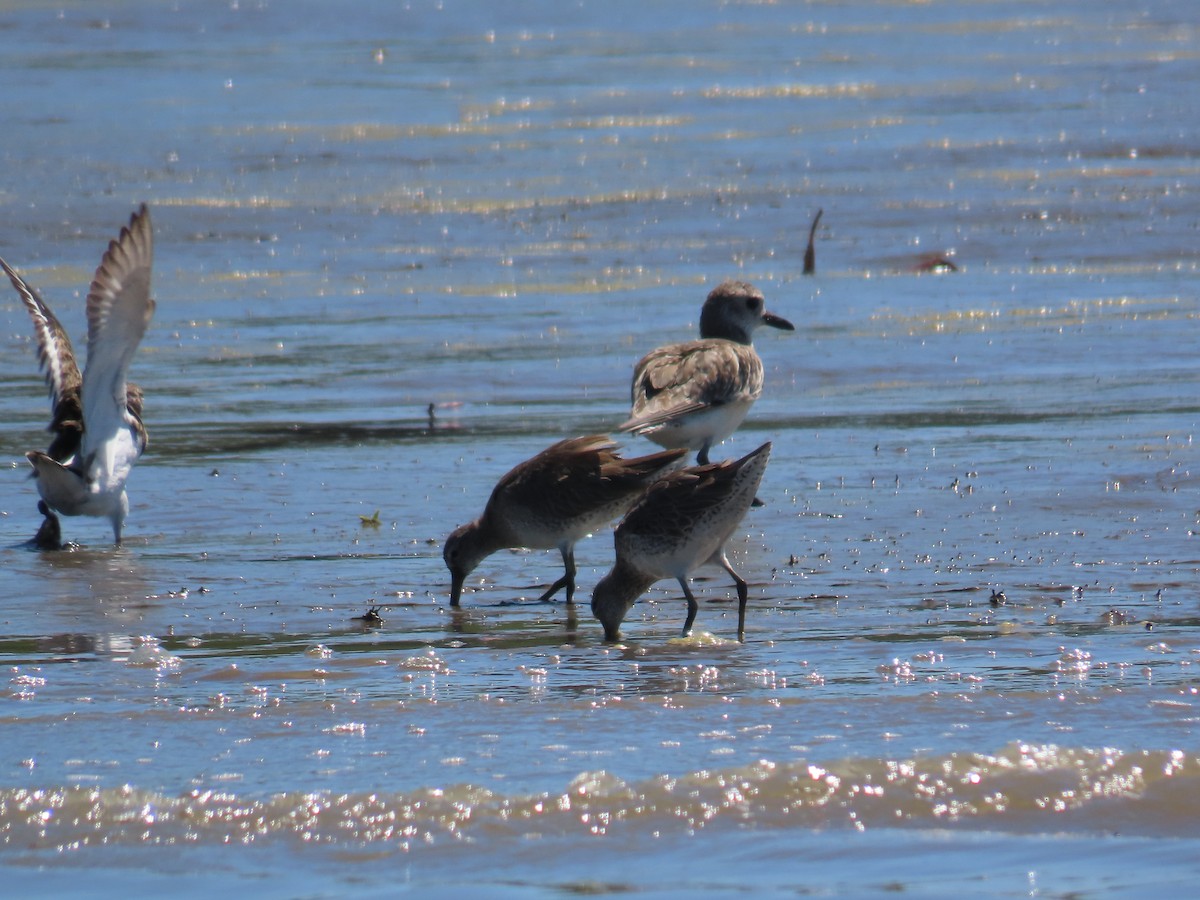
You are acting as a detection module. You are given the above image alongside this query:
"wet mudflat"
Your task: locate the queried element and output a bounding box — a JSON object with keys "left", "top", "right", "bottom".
{"left": 2, "top": 1, "right": 1199, "bottom": 896}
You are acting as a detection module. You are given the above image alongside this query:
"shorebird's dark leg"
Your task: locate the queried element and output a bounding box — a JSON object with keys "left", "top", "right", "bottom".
{"left": 537, "top": 546, "right": 576, "bottom": 603}
{"left": 33, "top": 501, "right": 63, "bottom": 551}
{"left": 718, "top": 553, "right": 749, "bottom": 641}
{"left": 679, "top": 578, "right": 699, "bottom": 636}
{"left": 696, "top": 441, "right": 712, "bottom": 466}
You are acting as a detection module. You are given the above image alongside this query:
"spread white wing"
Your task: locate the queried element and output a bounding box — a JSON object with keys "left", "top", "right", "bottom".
{"left": 81, "top": 205, "right": 155, "bottom": 482}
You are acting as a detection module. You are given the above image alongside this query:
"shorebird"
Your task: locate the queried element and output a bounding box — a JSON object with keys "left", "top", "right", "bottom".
{"left": 591, "top": 441, "right": 771, "bottom": 642}
{"left": 2, "top": 204, "right": 155, "bottom": 547}
{"left": 618, "top": 280, "right": 793, "bottom": 465}
{"left": 444, "top": 435, "right": 687, "bottom": 607}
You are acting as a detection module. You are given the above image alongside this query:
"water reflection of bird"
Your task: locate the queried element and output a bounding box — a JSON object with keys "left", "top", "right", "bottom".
{"left": 619, "top": 280, "right": 792, "bottom": 465}
{"left": 591, "top": 441, "right": 771, "bottom": 642}
{"left": 444, "top": 435, "right": 687, "bottom": 607}
{"left": 2, "top": 205, "right": 156, "bottom": 547}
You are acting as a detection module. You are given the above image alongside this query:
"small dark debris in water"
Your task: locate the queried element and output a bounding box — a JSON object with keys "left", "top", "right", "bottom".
{"left": 912, "top": 254, "right": 958, "bottom": 274}
{"left": 1155, "top": 588, "right": 1163, "bottom": 602}
{"left": 788, "top": 554, "right": 799, "bottom": 566}
{"left": 803, "top": 208, "right": 823, "bottom": 275}
{"left": 990, "top": 589, "right": 1007, "bottom": 608}
{"left": 359, "top": 509, "right": 382, "bottom": 528}
{"left": 357, "top": 606, "right": 384, "bottom": 626}
{"left": 210, "top": 468, "right": 220, "bottom": 477}
{"left": 427, "top": 402, "right": 436, "bottom": 428}
{"left": 1144, "top": 620, "right": 1155, "bottom": 631}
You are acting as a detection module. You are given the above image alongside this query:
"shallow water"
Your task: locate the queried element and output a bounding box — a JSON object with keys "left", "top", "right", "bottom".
{"left": 2, "top": 0, "right": 1200, "bottom": 896}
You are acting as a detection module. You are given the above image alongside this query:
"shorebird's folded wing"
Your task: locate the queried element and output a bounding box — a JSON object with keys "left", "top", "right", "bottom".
{"left": 81, "top": 205, "right": 155, "bottom": 460}
{"left": 621, "top": 340, "right": 755, "bottom": 433}
{"left": 489, "top": 434, "right": 616, "bottom": 513}
{"left": 2, "top": 258, "right": 82, "bottom": 411}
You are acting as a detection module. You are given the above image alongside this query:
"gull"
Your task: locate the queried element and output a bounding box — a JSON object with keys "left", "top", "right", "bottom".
{"left": 444, "top": 435, "right": 687, "bottom": 607}
{"left": 591, "top": 441, "right": 771, "bottom": 642}
{"left": 2, "top": 204, "right": 155, "bottom": 547}
{"left": 619, "top": 280, "right": 792, "bottom": 465}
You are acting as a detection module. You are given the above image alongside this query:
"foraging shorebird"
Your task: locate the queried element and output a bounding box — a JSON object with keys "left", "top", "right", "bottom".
{"left": 3, "top": 204, "right": 155, "bottom": 547}
{"left": 444, "top": 435, "right": 687, "bottom": 607}
{"left": 591, "top": 441, "right": 771, "bottom": 642}
{"left": 619, "top": 280, "right": 792, "bottom": 465}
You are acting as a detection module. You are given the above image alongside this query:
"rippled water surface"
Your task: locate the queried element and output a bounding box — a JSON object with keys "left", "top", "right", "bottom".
{"left": 2, "top": 0, "right": 1200, "bottom": 896}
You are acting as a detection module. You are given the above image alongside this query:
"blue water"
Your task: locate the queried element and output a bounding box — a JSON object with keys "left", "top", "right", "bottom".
{"left": 2, "top": 0, "right": 1200, "bottom": 896}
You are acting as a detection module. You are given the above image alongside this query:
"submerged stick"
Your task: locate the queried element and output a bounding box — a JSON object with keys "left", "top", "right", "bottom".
{"left": 803, "top": 208, "right": 823, "bottom": 275}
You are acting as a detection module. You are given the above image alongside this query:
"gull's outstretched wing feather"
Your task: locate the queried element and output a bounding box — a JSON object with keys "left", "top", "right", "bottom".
{"left": 81, "top": 204, "right": 155, "bottom": 463}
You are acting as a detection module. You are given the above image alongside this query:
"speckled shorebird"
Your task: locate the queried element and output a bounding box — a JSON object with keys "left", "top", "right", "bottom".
{"left": 591, "top": 441, "right": 771, "bottom": 642}
{"left": 444, "top": 435, "right": 687, "bottom": 607}
{"left": 619, "top": 280, "right": 792, "bottom": 465}
{"left": 2, "top": 205, "right": 155, "bottom": 547}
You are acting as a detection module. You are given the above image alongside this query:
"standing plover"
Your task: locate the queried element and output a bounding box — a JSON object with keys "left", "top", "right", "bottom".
{"left": 620, "top": 280, "right": 791, "bottom": 464}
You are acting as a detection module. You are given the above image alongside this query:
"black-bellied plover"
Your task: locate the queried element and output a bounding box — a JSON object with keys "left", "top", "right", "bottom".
{"left": 619, "top": 280, "right": 791, "bottom": 464}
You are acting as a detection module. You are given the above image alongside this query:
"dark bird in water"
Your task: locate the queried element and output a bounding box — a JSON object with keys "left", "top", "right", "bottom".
{"left": 444, "top": 435, "right": 687, "bottom": 607}
{"left": 592, "top": 441, "right": 772, "bottom": 642}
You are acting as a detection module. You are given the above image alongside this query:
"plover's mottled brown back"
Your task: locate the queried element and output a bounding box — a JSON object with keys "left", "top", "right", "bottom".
{"left": 619, "top": 281, "right": 791, "bottom": 464}
{"left": 3, "top": 205, "right": 155, "bottom": 547}
{"left": 444, "top": 435, "right": 687, "bottom": 607}
{"left": 591, "top": 441, "right": 772, "bottom": 642}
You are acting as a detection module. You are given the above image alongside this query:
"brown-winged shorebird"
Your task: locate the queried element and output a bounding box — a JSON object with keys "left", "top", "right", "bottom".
{"left": 618, "top": 280, "right": 792, "bottom": 465}
{"left": 2, "top": 205, "right": 155, "bottom": 547}
{"left": 444, "top": 435, "right": 687, "bottom": 607}
{"left": 591, "top": 441, "right": 771, "bottom": 642}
